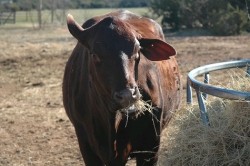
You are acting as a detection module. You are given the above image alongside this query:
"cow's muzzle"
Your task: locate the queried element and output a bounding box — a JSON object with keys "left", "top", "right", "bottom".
{"left": 113, "top": 87, "right": 141, "bottom": 108}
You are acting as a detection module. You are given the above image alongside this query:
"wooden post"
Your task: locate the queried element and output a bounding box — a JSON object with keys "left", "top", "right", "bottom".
{"left": 26, "top": 10, "right": 28, "bottom": 21}
{"left": 0, "top": 12, "right": 2, "bottom": 25}
{"left": 51, "top": 0, "right": 55, "bottom": 23}
{"left": 13, "top": 10, "right": 16, "bottom": 24}
{"left": 62, "top": 0, "right": 66, "bottom": 25}
{"left": 38, "top": 0, "right": 43, "bottom": 29}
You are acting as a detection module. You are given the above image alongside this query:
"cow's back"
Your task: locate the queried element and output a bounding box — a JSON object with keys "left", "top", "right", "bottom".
{"left": 83, "top": 10, "right": 164, "bottom": 39}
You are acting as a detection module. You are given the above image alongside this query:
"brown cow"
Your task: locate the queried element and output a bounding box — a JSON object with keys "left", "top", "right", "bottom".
{"left": 63, "top": 10, "right": 181, "bottom": 166}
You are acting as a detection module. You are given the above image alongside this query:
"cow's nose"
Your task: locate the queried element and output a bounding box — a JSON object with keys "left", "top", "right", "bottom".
{"left": 113, "top": 87, "right": 140, "bottom": 107}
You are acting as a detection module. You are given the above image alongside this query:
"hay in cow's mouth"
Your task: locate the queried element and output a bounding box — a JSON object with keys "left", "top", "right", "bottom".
{"left": 116, "top": 99, "right": 154, "bottom": 117}
{"left": 115, "top": 99, "right": 154, "bottom": 130}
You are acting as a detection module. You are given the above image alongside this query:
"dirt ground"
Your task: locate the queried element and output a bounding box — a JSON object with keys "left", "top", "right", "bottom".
{"left": 0, "top": 26, "right": 249, "bottom": 166}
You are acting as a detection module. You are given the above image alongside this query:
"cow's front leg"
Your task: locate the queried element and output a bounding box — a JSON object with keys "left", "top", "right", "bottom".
{"left": 108, "top": 124, "right": 132, "bottom": 166}
{"left": 108, "top": 141, "right": 132, "bottom": 166}
{"left": 136, "top": 152, "right": 158, "bottom": 166}
{"left": 74, "top": 125, "right": 104, "bottom": 166}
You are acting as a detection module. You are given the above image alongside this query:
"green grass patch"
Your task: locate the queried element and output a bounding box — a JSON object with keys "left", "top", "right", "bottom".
{"left": 68, "top": 8, "right": 148, "bottom": 23}
{"left": 0, "top": 8, "right": 149, "bottom": 29}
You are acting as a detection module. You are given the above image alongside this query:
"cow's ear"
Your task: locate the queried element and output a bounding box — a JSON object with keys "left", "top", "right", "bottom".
{"left": 139, "top": 38, "right": 176, "bottom": 61}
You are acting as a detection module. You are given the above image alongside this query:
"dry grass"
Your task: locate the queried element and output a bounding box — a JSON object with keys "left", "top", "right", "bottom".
{"left": 116, "top": 99, "right": 154, "bottom": 131}
{"left": 117, "top": 99, "right": 154, "bottom": 117}
{"left": 158, "top": 71, "right": 250, "bottom": 166}
{"left": 226, "top": 69, "right": 250, "bottom": 92}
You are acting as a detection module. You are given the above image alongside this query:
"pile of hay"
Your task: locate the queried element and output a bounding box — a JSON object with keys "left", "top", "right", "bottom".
{"left": 158, "top": 72, "right": 250, "bottom": 165}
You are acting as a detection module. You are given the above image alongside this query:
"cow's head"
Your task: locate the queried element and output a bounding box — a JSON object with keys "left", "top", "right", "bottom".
{"left": 67, "top": 14, "right": 176, "bottom": 110}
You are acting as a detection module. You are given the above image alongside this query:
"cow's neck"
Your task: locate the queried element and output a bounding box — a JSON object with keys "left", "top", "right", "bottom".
{"left": 85, "top": 66, "right": 116, "bottom": 163}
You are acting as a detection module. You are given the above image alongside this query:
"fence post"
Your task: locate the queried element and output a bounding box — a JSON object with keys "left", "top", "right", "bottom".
{"left": 37, "top": 0, "right": 43, "bottom": 29}
{"left": 13, "top": 10, "right": 16, "bottom": 24}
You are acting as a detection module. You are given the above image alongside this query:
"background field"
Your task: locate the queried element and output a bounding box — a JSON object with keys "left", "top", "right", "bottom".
{"left": 2, "top": 8, "right": 149, "bottom": 29}
{"left": 0, "top": 8, "right": 250, "bottom": 166}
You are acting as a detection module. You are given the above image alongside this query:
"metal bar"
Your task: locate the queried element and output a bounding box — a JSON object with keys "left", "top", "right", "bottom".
{"left": 202, "top": 72, "right": 209, "bottom": 100}
{"left": 186, "top": 79, "right": 193, "bottom": 104}
{"left": 246, "top": 64, "right": 250, "bottom": 77}
{"left": 196, "top": 90, "right": 210, "bottom": 126}
{"left": 188, "top": 59, "right": 250, "bottom": 101}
